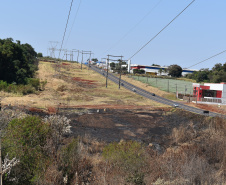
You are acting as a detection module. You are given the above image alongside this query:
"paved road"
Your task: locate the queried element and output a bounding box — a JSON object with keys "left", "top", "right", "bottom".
{"left": 88, "top": 65, "right": 223, "bottom": 117}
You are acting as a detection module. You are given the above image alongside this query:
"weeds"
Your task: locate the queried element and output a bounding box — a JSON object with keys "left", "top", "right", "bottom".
{"left": 0, "top": 78, "right": 47, "bottom": 95}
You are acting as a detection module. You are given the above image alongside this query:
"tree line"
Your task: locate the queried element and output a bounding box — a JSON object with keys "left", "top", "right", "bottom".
{"left": 186, "top": 63, "right": 226, "bottom": 83}
{"left": 0, "top": 38, "right": 38, "bottom": 84}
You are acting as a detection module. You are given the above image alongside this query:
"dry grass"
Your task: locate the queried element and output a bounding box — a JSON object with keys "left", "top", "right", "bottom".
{"left": 1, "top": 61, "right": 167, "bottom": 109}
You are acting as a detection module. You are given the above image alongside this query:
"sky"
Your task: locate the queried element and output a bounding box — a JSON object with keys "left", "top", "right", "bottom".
{"left": 1, "top": 0, "right": 226, "bottom": 70}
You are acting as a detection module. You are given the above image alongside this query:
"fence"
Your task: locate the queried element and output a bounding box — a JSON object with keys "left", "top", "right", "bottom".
{"left": 128, "top": 75, "right": 194, "bottom": 95}
{"left": 200, "top": 98, "right": 222, "bottom": 104}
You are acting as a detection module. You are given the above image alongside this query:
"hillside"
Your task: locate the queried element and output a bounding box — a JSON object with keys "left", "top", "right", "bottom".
{"left": 2, "top": 61, "right": 226, "bottom": 184}
{"left": 1, "top": 61, "right": 167, "bottom": 111}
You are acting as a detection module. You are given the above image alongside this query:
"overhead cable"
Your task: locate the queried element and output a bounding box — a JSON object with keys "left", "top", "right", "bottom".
{"left": 186, "top": 50, "right": 226, "bottom": 69}
{"left": 65, "top": 0, "right": 82, "bottom": 46}
{"left": 100, "top": 0, "right": 163, "bottom": 56}
{"left": 58, "top": 0, "right": 74, "bottom": 59}
{"left": 129, "top": 0, "right": 196, "bottom": 60}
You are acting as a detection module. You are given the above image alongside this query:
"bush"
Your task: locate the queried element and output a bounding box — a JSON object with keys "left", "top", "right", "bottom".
{"left": 0, "top": 80, "right": 7, "bottom": 91}
{"left": 3, "top": 116, "right": 50, "bottom": 184}
{"left": 27, "top": 78, "right": 40, "bottom": 90}
{"left": 103, "top": 140, "right": 148, "bottom": 184}
{"left": 0, "top": 78, "right": 46, "bottom": 95}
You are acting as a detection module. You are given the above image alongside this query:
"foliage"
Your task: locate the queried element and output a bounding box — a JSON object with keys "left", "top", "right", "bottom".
{"left": 43, "top": 115, "right": 72, "bottom": 156}
{"left": 103, "top": 140, "right": 148, "bottom": 184}
{"left": 91, "top": 58, "right": 98, "bottom": 62}
{"left": 37, "top": 52, "right": 43, "bottom": 58}
{"left": 168, "top": 64, "right": 182, "bottom": 77}
{"left": 133, "top": 69, "right": 145, "bottom": 74}
{"left": 186, "top": 63, "right": 226, "bottom": 83}
{"left": 60, "top": 139, "right": 79, "bottom": 182}
{"left": 110, "top": 62, "right": 115, "bottom": 69}
{"left": 0, "top": 78, "right": 47, "bottom": 95}
{"left": 59, "top": 139, "right": 94, "bottom": 184}
{"left": 110, "top": 60, "right": 127, "bottom": 74}
{"left": 2, "top": 116, "right": 50, "bottom": 184}
{"left": 0, "top": 38, "right": 38, "bottom": 84}
{"left": 152, "top": 64, "right": 160, "bottom": 66}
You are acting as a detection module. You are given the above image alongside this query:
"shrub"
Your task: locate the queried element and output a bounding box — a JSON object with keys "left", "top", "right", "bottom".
{"left": 0, "top": 80, "right": 7, "bottom": 91}
{"left": 0, "top": 78, "right": 45, "bottom": 95}
{"left": 27, "top": 78, "right": 40, "bottom": 90}
{"left": 57, "top": 85, "right": 67, "bottom": 92}
{"left": 2, "top": 116, "right": 51, "bottom": 184}
{"left": 60, "top": 139, "right": 80, "bottom": 183}
{"left": 103, "top": 140, "right": 148, "bottom": 184}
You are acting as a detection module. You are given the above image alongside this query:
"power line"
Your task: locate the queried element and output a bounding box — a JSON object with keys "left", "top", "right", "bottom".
{"left": 100, "top": 0, "right": 163, "bottom": 57}
{"left": 58, "top": 0, "right": 74, "bottom": 59}
{"left": 186, "top": 50, "right": 226, "bottom": 69}
{"left": 129, "top": 0, "right": 196, "bottom": 60}
{"left": 65, "top": 0, "right": 82, "bottom": 46}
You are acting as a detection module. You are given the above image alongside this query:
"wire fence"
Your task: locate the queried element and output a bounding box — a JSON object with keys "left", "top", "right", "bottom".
{"left": 128, "top": 75, "right": 194, "bottom": 95}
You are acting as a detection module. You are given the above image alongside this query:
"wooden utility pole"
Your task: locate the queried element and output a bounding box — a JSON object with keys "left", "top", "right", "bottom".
{"left": 81, "top": 50, "right": 83, "bottom": 70}
{"left": 106, "top": 56, "right": 109, "bottom": 88}
{"left": 168, "top": 79, "right": 169, "bottom": 92}
{"left": 118, "top": 56, "right": 123, "bottom": 89}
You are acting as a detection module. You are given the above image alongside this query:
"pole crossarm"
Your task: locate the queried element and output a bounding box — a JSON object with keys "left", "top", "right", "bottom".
{"left": 107, "top": 55, "right": 123, "bottom": 58}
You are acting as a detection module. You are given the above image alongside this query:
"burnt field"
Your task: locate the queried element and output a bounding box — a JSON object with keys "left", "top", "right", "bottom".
{"left": 64, "top": 107, "right": 203, "bottom": 145}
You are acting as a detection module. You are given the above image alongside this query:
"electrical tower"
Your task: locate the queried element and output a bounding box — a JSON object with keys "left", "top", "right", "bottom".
{"left": 48, "top": 41, "right": 59, "bottom": 58}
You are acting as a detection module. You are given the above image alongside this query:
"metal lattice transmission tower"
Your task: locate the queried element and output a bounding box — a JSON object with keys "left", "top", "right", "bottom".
{"left": 48, "top": 41, "right": 59, "bottom": 59}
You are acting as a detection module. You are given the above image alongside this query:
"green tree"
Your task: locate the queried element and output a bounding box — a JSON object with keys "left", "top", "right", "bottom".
{"left": 37, "top": 52, "right": 43, "bottom": 57}
{"left": 212, "top": 63, "right": 222, "bottom": 72}
{"left": 110, "top": 62, "right": 116, "bottom": 70}
{"left": 0, "top": 38, "right": 37, "bottom": 84}
{"left": 133, "top": 69, "right": 145, "bottom": 74}
{"left": 168, "top": 64, "right": 182, "bottom": 77}
{"left": 91, "top": 58, "right": 98, "bottom": 62}
{"left": 196, "top": 69, "right": 210, "bottom": 82}
{"left": 152, "top": 64, "right": 160, "bottom": 66}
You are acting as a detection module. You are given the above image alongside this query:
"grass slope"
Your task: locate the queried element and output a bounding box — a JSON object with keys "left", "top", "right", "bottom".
{"left": 1, "top": 61, "right": 167, "bottom": 109}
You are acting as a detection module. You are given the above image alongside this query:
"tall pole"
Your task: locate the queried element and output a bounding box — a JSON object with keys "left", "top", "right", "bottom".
{"left": 168, "top": 79, "right": 169, "bottom": 92}
{"left": 65, "top": 49, "right": 68, "bottom": 61}
{"left": 106, "top": 56, "right": 109, "bottom": 88}
{"left": 81, "top": 50, "right": 83, "bottom": 70}
{"left": 88, "top": 51, "right": 91, "bottom": 70}
{"left": 77, "top": 50, "right": 79, "bottom": 63}
{"left": 119, "top": 57, "right": 123, "bottom": 89}
{"left": 71, "top": 50, "right": 73, "bottom": 61}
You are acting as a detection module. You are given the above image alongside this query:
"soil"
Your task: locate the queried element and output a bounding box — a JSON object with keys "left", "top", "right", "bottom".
{"left": 64, "top": 107, "right": 179, "bottom": 144}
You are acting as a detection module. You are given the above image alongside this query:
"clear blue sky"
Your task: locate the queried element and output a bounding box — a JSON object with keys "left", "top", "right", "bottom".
{"left": 1, "top": 0, "right": 226, "bottom": 70}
